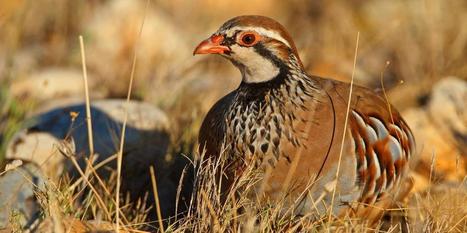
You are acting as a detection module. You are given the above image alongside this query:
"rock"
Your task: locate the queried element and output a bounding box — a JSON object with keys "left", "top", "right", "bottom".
{"left": 85, "top": 0, "right": 190, "bottom": 96}
{"left": 427, "top": 77, "right": 466, "bottom": 155}
{"left": 5, "top": 132, "right": 68, "bottom": 179}
{"left": 405, "top": 112, "right": 465, "bottom": 182}
{"left": 0, "top": 161, "right": 45, "bottom": 229}
{"left": 5, "top": 99, "right": 179, "bottom": 219}
{"left": 402, "top": 77, "right": 466, "bottom": 184}
{"left": 0, "top": 48, "right": 41, "bottom": 84}
{"left": 7, "top": 99, "right": 170, "bottom": 172}
{"left": 9, "top": 68, "right": 105, "bottom": 101}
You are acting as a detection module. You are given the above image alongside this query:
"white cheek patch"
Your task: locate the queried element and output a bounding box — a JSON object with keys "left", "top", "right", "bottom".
{"left": 225, "top": 26, "right": 291, "bottom": 48}
{"left": 231, "top": 44, "right": 279, "bottom": 83}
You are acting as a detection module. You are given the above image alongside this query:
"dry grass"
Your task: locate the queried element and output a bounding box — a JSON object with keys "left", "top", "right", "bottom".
{"left": 0, "top": 0, "right": 466, "bottom": 232}
{"left": 10, "top": 140, "right": 462, "bottom": 232}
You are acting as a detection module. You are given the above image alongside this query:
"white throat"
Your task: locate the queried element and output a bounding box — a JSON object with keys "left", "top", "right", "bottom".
{"left": 230, "top": 44, "right": 280, "bottom": 83}
{"left": 242, "top": 56, "right": 279, "bottom": 83}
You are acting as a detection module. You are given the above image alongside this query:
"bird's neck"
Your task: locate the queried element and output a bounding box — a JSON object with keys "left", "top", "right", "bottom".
{"left": 237, "top": 68, "right": 290, "bottom": 101}
{"left": 236, "top": 61, "right": 318, "bottom": 106}
{"left": 235, "top": 49, "right": 303, "bottom": 84}
{"left": 239, "top": 58, "right": 281, "bottom": 83}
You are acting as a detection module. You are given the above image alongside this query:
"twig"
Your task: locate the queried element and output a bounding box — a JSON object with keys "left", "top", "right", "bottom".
{"left": 380, "top": 61, "right": 405, "bottom": 153}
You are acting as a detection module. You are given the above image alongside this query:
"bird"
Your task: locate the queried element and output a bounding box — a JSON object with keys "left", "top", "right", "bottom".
{"left": 193, "top": 15, "right": 415, "bottom": 220}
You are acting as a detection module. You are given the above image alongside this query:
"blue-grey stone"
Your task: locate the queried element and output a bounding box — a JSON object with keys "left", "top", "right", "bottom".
{"left": 0, "top": 162, "right": 45, "bottom": 229}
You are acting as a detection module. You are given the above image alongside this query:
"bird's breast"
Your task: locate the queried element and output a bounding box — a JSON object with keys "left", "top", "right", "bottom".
{"left": 223, "top": 81, "right": 323, "bottom": 171}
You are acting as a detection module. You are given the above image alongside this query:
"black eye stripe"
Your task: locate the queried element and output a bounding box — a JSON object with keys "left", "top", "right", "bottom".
{"left": 254, "top": 44, "right": 288, "bottom": 71}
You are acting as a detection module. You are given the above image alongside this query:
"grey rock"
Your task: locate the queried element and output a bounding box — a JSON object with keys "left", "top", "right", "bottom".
{"left": 5, "top": 131, "right": 66, "bottom": 180}
{"left": 428, "top": 77, "right": 466, "bottom": 155}
{"left": 4, "top": 99, "right": 180, "bottom": 221}
{"left": 85, "top": 0, "right": 190, "bottom": 96}
{"left": 0, "top": 162, "right": 45, "bottom": 229}
{"left": 10, "top": 68, "right": 105, "bottom": 101}
{"left": 402, "top": 77, "right": 467, "bottom": 182}
{"left": 7, "top": 99, "right": 171, "bottom": 175}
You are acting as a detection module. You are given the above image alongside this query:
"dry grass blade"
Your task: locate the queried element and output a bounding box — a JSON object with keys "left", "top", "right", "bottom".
{"left": 149, "top": 166, "right": 165, "bottom": 232}
{"left": 379, "top": 61, "right": 397, "bottom": 124}
{"left": 447, "top": 215, "right": 467, "bottom": 232}
{"left": 79, "top": 35, "right": 94, "bottom": 158}
{"left": 67, "top": 154, "right": 118, "bottom": 192}
{"left": 0, "top": 159, "right": 22, "bottom": 175}
{"left": 47, "top": 186, "right": 65, "bottom": 233}
{"left": 115, "top": 0, "right": 151, "bottom": 231}
{"left": 429, "top": 151, "right": 436, "bottom": 188}
{"left": 328, "top": 31, "right": 360, "bottom": 225}
{"left": 83, "top": 157, "right": 132, "bottom": 225}
{"left": 200, "top": 189, "right": 221, "bottom": 232}
{"left": 59, "top": 142, "right": 113, "bottom": 221}
{"left": 175, "top": 165, "right": 188, "bottom": 222}
{"left": 79, "top": 35, "right": 97, "bottom": 195}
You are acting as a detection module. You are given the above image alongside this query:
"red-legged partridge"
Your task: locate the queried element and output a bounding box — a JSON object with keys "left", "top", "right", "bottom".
{"left": 194, "top": 15, "right": 415, "bottom": 220}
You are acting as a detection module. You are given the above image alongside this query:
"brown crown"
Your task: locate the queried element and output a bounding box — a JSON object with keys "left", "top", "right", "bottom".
{"left": 220, "top": 15, "right": 302, "bottom": 63}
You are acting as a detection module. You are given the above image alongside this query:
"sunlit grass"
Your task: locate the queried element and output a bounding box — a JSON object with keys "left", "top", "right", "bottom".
{"left": 0, "top": 87, "right": 34, "bottom": 162}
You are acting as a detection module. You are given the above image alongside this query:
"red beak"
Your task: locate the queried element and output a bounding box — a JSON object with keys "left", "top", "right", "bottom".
{"left": 193, "top": 35, "right": 230, "bottom": 55}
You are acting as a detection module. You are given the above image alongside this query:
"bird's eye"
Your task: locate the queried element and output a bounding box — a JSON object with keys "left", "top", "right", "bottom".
{"left": 238, "top": 32, "right": 260, "bottom": 46}
{"left": 242, "top": 34, "right": 255, "bottom": 44}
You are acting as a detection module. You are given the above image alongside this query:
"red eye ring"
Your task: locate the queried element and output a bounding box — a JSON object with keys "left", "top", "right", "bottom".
{"left": 238, "top": 32, "right": 261, "bottom": 46}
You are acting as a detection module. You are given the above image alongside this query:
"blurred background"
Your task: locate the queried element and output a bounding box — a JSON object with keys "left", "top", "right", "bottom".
{"left": 0, "top": 0, "right": 465, "bottom": 230}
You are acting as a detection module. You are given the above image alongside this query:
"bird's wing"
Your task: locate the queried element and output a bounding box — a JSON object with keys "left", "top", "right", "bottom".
{"left": 266, "top": 76, "right": 415, "bottom": 215}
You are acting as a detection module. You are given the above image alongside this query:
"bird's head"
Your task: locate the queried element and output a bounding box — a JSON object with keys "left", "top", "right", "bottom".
{"left": 194, "top": 15, "right": 304, "bottom": 83}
